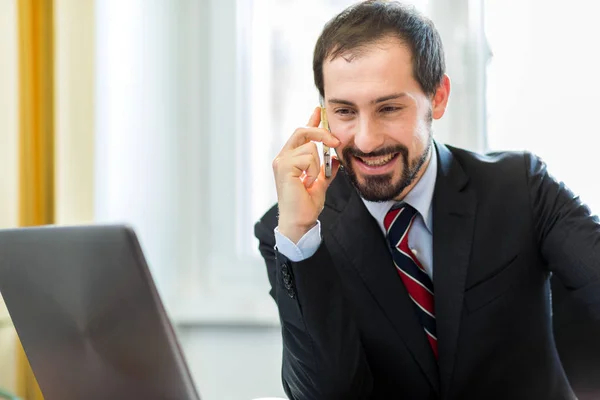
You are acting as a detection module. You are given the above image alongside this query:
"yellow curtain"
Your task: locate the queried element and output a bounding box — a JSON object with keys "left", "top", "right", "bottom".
{"left": 16, "top": 0, "right": 55, "bottom": 398}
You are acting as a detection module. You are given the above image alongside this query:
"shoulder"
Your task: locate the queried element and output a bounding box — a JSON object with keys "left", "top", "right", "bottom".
{"left": 435, "top": 143, "right": 553, "bottom": 214}
{"left": 442, "top": 143, "right": 543, "bottom": 186}
{"left": 445, "top": 144, "right": 536, "bottom": 172}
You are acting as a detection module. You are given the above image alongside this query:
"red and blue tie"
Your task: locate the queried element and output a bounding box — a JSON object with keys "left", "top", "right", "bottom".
{"left": 384, "top": 204, "right": 438, "bottom": 359}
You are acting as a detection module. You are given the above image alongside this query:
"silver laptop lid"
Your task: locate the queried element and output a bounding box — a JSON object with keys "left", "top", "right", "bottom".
{"left": 0, "top": 224, "right": 200, "bottom": 400}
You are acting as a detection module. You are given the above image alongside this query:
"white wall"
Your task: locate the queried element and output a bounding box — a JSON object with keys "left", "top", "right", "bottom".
{"left": 55, "top": 0, "right": 96, "bottom": 225}
{"left": 485, "top": 0, "right": 600, "bottom": 214}
{"left": 0, "top": 1, "right": 18, "bottom": 229}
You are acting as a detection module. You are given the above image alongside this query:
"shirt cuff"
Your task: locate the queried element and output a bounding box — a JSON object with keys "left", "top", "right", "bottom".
{"left": 274, "top": 221, "right": 322, "bottom": 262}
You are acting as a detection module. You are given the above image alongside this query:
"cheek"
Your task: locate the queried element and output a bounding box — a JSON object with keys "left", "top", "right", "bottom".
{"left": 415, "top": 117, "right": 431, "bottom": 141}
{"left": 382, "top": 120, "right": 413, "bottom": 143}
{"left": 330, "top": 122, "right": 355, "bottom": 150}
{"left": 395, "top": 110, "right": 428, "bottom": 139}
{"left": 410, "top": 120, "right": 431, "bottom": 152}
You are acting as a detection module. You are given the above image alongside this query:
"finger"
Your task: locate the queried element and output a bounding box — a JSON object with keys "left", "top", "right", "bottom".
{"left": 282, "top": 127, "right": 340, "bottom": 153}
{"left": 288, "top": 141, "right": 321, "bottom": 161}
{"left": 294, "top": 154, "right": 321, "bottom": 186}
{"left": 307, "top": 106, "right": 321, "bottom": 127}
{"left": 299, "top": 145, "right": 323, "bottom": 187}
{"left": 289, "top": 142, "right": 331, "bottom": 186}
{"left": 276, "top": 152, "right": 320, "bottom": 182}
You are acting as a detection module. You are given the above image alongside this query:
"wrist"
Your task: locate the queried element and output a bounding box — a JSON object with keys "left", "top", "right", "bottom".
{"left": 277, "top": 221, "right": 317, "bottom": 244}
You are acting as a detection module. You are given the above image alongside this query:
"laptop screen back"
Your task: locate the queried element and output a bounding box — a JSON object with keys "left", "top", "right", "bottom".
{"left": 0, "top": 225, "right": 200, "bottom": 400}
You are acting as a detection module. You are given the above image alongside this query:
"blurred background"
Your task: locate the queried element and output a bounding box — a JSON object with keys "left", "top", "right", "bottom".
{"left": 0, "top": 0, "right": 598, "bottom": 399}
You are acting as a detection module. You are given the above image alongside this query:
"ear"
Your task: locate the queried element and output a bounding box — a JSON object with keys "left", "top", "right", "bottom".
{"left": 431, "top": 74, "right": 451, "bottom": 120}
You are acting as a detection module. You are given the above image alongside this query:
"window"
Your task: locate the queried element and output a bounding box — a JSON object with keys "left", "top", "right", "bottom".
{"left": 485, "top": 0, "right": 600, "bottom": 214}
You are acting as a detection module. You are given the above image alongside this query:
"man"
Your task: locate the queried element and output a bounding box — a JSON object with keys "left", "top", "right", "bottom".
{"left": 254, "top": 1, "right": 600, "bottom": 399}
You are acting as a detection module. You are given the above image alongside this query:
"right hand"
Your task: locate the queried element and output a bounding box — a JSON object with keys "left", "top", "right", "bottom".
{"left": 273, "top": 107, "right": 342, "bottom": 243}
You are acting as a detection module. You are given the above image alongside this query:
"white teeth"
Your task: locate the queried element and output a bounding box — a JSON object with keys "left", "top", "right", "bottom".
{"left": 360, "top": 154, "right": 395, "bottom": 166}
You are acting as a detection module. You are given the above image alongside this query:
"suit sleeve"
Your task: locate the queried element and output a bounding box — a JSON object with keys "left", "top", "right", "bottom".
{"left": 526, "top": 152, "right": 600, "bottom": 312}
{"left": 526, "top": 152, "right": 600, "bottom": 394}
{"left": 254, "top": 209, "right": 373, "bottom": 400}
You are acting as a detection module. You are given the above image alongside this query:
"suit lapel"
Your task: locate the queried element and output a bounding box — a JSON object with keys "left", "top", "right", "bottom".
{"left": 432, "top": 143, "right": 477, "bottom": 395}
{"left": 323, "top": 171, "right": 441, "bottom": 394}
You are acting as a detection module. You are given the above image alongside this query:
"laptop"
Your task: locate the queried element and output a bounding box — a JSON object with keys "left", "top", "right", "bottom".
{"left": 0, "top": 224, "right": 201, "bottom": 400}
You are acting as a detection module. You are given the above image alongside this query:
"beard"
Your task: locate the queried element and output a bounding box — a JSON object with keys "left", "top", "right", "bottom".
{"left": 340, "top": 130, "right": 433, "bottom": 202}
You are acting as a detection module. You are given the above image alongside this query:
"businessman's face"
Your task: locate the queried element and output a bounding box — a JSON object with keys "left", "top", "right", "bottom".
{"left": 322, "top": 37, "right": 449, "bottom": 202}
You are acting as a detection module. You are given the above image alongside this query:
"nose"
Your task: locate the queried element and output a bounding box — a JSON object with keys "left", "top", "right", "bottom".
{"left": 353, "top": 115, "right": 384, "bottom": 154}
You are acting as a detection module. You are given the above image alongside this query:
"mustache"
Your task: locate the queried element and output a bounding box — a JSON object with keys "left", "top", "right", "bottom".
{"left": 343, "top": 145, "right": 408, "bottom": 159}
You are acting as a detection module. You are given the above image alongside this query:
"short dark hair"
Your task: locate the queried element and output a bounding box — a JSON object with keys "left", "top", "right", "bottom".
{"left": 313, "top": 0, "right": 445, "bottom": 98}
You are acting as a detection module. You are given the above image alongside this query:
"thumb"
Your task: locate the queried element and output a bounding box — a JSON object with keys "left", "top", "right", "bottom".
{"left": 307, "top": 106, "right": 321, "bottom": 128}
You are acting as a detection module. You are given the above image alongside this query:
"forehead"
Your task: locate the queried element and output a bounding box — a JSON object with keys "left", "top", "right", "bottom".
{"left": 322, "top": 38, "right": 422, "bottom": 99}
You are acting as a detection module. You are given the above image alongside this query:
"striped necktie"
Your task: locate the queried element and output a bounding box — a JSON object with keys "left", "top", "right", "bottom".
{"left": 384, "top": 204, "right": 438, "bottom": 359}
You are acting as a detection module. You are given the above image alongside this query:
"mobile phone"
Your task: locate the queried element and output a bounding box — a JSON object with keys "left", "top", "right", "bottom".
{"left": 319, "top": 97, "right": 332, "bottom": 178}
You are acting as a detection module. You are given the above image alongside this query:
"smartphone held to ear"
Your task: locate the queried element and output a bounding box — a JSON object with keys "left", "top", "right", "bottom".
{"left": 320, "top": 107, "right": 333, "bottom": 178}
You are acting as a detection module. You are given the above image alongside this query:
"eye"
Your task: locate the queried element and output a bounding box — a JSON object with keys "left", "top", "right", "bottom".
{"left": 380, "top": 106, "right": 403, "bottom": 113}
{"left": 335, "top": 108, "right": 355, "bottom": 116}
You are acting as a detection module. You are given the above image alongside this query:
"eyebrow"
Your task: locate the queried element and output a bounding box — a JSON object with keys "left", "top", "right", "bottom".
{"left": 328, "top": 92, "right": 408, "bottom": 107}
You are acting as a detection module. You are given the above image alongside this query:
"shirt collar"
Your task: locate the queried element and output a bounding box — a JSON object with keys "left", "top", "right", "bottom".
{"left": 361, "top": 143, "right": 437, "bottom": 234}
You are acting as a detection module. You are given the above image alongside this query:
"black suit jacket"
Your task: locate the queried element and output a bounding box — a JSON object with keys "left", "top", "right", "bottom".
{"left": 254, "top": 142, "right": 600, "bottom": 399}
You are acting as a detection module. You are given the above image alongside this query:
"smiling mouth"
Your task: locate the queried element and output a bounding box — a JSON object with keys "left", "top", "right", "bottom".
{"left": 355, "top": 153, "right": 399, "bottom": 167}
